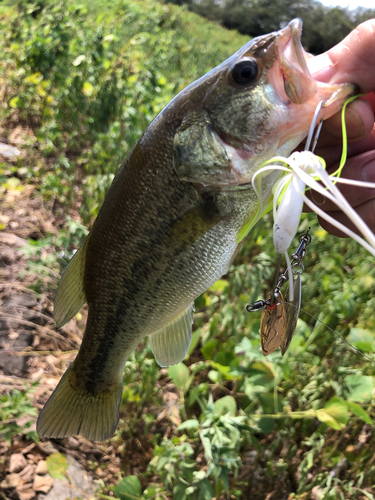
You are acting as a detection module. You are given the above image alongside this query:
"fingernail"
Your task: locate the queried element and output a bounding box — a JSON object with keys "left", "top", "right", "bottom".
{"left": 345, "top": 108, "right": 365, "bottom": 140}
{"left": 362, "top": 158, "right": 375, "bottom": 183}
{"left": 308, "top": 53, "right": 335, "bottom": 83}
{"left": 323, "top": 107, "right": 365, "bottom": 140}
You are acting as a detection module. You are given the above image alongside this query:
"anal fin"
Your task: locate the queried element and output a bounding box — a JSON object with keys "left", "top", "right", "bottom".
{"left": 54, "top": 236, "right": 89, "bottom": 329}
{"left": 149, "top": 303, "right": 194, "bottom": 367}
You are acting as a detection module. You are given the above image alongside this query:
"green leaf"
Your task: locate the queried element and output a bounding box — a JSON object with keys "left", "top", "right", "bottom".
{"left": 188, "top": 328, "right": 201, "bottom": 356}
{"left": 348, "top": 328, "right": 375, "bottom": 352}
{"left": 82, "top": 81, "right": 94, "bottom": 96}
{"left": 209, "top": 361, "right": 240, "bottom": 380}
{"left": 249, "top": 361, "right": 276, "bottom": 383}
{"left": 213, "top": 396, "right": 236, "bottom": 416}
{"left": 214, "top": 350, "right": 237, "bottom": 367}
{"left": 25, "top": 72, "right": 43, "bottom": 84}
{"left": 157, "top": 76, "right": 167, "bottom": 86}
{"left": 3, "top": 177, "right": 21, "bottom": 190}
{"left": 114, "top": 476, "right": 142, "bottom": 500}
{"left": 173, "top": 481, "right": 189, "bottom": 499}
{"left": 194, "top": 294, "right": 206, "bottom": 309}
{"left": 316, "top": 409, "right": 344, "bottom": 430}
{"left": 257, "top": 417, "right": 275, "bottom": 434}
{"left": 142, "top": 484, "right": 165, "bottom": 500}
{"left": 9, "top": 96, "right": 19, "bottom": 109}
{"left": 168, "top": 363, "right": 190, "bottom": 391}
{"left": 46, "top": 452, "right": 68, "bottom": 479}
{"left": 201, "top": 339, "right": 218, "bottom": 360}
{"left": 196, "top": 478, "right": 214, "bottom": 500}
{"left": 208, "top": 279, "right": 229, "bottom": 294}
{"left": 345, "top": 375, "right": 374, "bottom": 402}
{"left": 346, "top": 401, "right": 373, "bottom": 424}
{"left": 357, "top": 489, "right": 375, "bottom": 500}
{"left": 316, "top": 397, "right": 349, "bottom": 430}
{"left": 177, "top": 419, "right": 200, "bottom": 431}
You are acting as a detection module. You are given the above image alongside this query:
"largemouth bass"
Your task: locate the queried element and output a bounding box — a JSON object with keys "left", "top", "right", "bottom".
{"left": 37, "top": 19, "right": 356, "bottom": 441}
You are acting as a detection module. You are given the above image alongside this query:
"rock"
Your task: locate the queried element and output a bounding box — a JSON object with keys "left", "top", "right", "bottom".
{"left": 21, "top": 308, "right": 40, "bottom": 322}
{"left": 0, "top": 248, "right": 15, "bottom": 265}
{"left": 2, "top": 294, "right": 37, "bottom": 309}
{"left": 0, "top": 472, "right": 20, "bottom": 488}
{"left": 9, "top": 453, "right": 27, "bottom": 473}
{"left": 16, "top": 414, "right": 36, "bottom": 434}
{"left": 33, "top": 474, "right": 54, "bottom": 493}
{"left": 20, "top": 442, "right": 36, "bottom": 455}
{"left": 30, "top": 368, "right": 44, "bottom": 381}
{"left": 0, "top": 232, "right": 26, "bottom": 247}
{"left": 0, "top": 331, "right": 33, "bottom": 376}
{"left": 37, "top": 442, "right": 58, "bottom": 456}
{"left": 35, "top": 460, "right": 48, "bottom": 475}
{"left": 26, "top": 454, "right": 40, "bottom": 464}
{"left": 16, "top": 483, "right": 35, "bottom": 500}
{"left": 311, "top": 486, "right": 324, "bottom": 500}
{"left": 41, "top": 455, "right": 96, "bottom": 500}
{"left": 0, "top": 142, "right": 20, "bottom": 158}
{"left": 19, "top": 463, "right": 36, "bottom": 483}
{"left": 0, "top": 214, "right": 10, "bottom": 225}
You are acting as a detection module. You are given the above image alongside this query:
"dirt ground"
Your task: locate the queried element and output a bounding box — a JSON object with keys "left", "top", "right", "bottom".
{"left": 0, "top": 161, "right": 167, "bottom": 499}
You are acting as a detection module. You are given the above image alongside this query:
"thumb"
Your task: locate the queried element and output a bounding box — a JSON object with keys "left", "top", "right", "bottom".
{"left": 308, "top": 19, "right": 375, "bottom": 94}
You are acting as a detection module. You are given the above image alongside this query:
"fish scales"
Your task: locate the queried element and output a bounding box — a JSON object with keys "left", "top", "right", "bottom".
{"left": 37, "top": 19, "right": 357, "bottom": 441}
{"left": 79, "top": 116, "right": 257, "bottom": 383}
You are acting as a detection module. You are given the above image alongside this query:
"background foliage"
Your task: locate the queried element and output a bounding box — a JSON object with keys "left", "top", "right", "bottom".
{"left": 165, "top": 0, "right": 375, "bottom": 54}
{"left": 1, "top": 1, "right": 375, "bottom": 499}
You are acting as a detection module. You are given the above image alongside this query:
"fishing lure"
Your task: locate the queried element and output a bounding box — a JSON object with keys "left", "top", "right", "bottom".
{"left": 247, "top": 229, "right": 311, "bottom": 356}
{"left": 248, "top": 94, "right": 375, "bottom": 357}
{"left": 252, "top": 96, "right": 375, "bottom": 304}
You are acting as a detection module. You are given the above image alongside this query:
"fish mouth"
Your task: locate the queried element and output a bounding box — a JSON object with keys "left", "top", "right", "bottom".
{"left": 201, "top": 20, "right": 358, "bottom": 191}
{"left": 275, "top": 19, "right": 317, "bottom": 105}
{"left": 275, "top": 19, "right": 357, "bottom": 114}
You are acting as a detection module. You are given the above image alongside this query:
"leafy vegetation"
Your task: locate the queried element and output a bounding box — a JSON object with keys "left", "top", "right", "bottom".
{"left": 0, "top": 0, "right": 247, "bottom": 224}
{"left": 1, "top": 1, "right": 375, "bottom": 499}
{"left": 166, "top": 0, "right": 375, "bottom": 54}
{"left": 0, "top": 384, "right": 39, "bottom": 444}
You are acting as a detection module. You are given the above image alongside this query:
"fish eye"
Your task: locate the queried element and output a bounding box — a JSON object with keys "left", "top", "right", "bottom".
{"left": 231, "top": 58, "right": 259, "bottom": 86}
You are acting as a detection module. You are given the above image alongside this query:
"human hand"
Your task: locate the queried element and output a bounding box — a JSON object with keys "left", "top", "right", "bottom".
{"left": 304, "top": 19, "right": 375, "bottom": 237}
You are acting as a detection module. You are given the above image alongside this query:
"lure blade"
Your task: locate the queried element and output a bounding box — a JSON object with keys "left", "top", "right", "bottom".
{"left": 281, "top": 273, "right": 302, "bottom": 355}
{"left": 260, "top": 291, "right": 287, "bottom": 356}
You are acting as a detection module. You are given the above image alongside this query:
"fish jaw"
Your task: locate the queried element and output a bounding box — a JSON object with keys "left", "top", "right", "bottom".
{"left": 269, "top": 19, "right": 358, "bottom": 158}
{"left": 186, "top": 19, "right": 358, "bottom": 188}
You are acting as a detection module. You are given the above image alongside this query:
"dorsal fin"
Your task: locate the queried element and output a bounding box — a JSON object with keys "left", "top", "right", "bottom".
{"left": 54, "top": 236, "right": 89, "bottom": 328}
{"left": 148, "top": 303, "right": 194, "bottom": 367}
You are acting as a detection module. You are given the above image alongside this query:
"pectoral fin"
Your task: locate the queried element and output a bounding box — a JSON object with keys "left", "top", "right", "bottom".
{"left": 54, "top": 236, "right": 89, "bottom": 329}
{"left": 149, "top": 303, "right": 194, "bottom": 367}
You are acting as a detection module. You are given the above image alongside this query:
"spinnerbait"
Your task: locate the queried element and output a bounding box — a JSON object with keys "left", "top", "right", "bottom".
{"left": 246, "top": 229, "right": 311, "bottom": 356}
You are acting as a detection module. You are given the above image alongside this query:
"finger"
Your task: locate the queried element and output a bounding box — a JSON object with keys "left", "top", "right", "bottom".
{"left": 347, "top": 125, "right": 375, "bottom": 159}
{"left": 303, "top": 150, "right": 375, "bottom": 212}
{"left": 308, "top": 20, "right": 375, "bottom": 94}
{"left": 315, "top": 99, "right": 374, "bottom": 148}
{"left": 311, "top": 126, "right": 375, "bottom": 170}
{"left": 361, "top": 92, "right": 375, "bottom": 115}
{"left": 318, "top": 197, "right": 375, "bottom": 238}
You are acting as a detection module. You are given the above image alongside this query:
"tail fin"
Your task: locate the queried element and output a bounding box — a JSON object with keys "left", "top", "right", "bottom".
{"left": 36, "top": 364, "right": 123, "bottom": 441}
